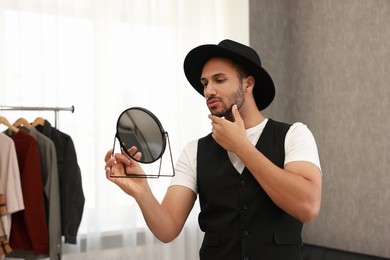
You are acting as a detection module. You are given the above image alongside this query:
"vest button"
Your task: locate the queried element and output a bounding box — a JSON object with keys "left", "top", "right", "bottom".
{"left": 243, "top": 257, "right": 250, "bottom": 260}
{"left": 240, "top": 180, "right": 246, "bottom": 186}
{"left": 243, "top": 230, "right": 249, "bottom": 236}
{"left": 242, "top": 204, "right": 248, "bottom": 210}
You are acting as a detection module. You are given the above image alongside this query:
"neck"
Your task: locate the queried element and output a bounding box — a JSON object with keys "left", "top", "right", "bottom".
{"left": 243, "top": 110, "right": 265, "bottom": 129}
{"left": 238, "top": 90, "right": 266, "bottom": 129}
{"left": 236, "top": 103, "right": 265, "bottom": 129}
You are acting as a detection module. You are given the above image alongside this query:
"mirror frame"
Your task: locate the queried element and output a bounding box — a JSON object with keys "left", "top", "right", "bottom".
{"left": 116, "top": 107, "right": 166, "bottom": 164}
{"left": 110, "top": 107, "right": 175, "bottom": 178}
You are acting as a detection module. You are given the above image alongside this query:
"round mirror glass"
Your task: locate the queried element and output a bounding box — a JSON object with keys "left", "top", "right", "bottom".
{"left": 116, "top": 107, "right": 166, "bottom": 164}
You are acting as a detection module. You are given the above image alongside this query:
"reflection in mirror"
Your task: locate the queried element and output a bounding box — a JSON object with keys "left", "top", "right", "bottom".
{"left": 117, "top": 108, "right": 165, "bottom": 163}
{"left": 111, "top": 107, "right": 175, "bottom": 178}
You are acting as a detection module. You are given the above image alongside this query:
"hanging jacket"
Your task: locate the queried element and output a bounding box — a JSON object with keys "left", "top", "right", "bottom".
{"left": 7, "top": 131, "right": 49, "bottom": 255}
{"left": 14, "top": 127, "right": 62, "bottom": 260}
{"left": 35, "top": 120, "right": 84, "bottom": 244}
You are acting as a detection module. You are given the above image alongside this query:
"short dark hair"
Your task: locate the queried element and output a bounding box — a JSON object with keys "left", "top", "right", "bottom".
{"left": 232, "top": 60, "right": 250, "bottom": 81}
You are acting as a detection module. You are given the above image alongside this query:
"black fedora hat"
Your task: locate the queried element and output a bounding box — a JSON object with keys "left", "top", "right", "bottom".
{"left": 183, "top": 39, "right": 275, "bottom": 111}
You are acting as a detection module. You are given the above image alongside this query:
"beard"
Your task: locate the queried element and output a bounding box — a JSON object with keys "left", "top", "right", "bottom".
{"left": 211, "top": 82, "right": 245, "bottom": 121}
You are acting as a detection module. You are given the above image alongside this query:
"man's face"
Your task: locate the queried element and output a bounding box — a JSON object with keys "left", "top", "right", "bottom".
{"left": 200, "top": 57, "right": 245, "bottom": 119}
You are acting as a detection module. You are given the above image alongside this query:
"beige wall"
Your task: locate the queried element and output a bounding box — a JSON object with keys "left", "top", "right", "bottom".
{"left": 250, "top": 0, "right": 390, "bottom": 258}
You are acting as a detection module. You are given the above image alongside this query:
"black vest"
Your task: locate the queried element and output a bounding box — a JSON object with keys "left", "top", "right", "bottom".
{"left": 197, "top": 119, "right": 303, "bottom": 260}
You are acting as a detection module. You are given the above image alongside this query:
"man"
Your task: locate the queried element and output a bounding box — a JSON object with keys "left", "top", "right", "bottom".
{"left": 105, "top": 39, "right": 322, "bottom": 260}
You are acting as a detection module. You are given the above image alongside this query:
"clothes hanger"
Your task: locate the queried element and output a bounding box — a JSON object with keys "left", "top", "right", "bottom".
{"left": 31, "top": 117, "right": 45, "bottom": 127}
{"left": 0, "top": 116, "right": 19, "bottom": 133}
{"left": 13, "top": 117, "right": 33, "bottom": 129}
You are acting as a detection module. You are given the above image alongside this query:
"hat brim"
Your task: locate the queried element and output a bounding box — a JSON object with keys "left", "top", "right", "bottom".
{"left": 184, "top": 44, "right": 275, "bottom": 111}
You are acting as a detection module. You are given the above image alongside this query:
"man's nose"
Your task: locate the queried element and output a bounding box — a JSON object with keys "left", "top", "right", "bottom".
{"left": 204, "top": 83, "right": 217, "bottom": 98}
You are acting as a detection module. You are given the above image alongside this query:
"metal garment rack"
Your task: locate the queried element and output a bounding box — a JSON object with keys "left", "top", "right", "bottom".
{"left": 0, "top": 105, "right": 75, "bottom": 128}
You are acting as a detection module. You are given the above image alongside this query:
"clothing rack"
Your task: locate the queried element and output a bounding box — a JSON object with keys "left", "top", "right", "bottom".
{"left": 0, "top": 105, "right": 75, "bottom": 128}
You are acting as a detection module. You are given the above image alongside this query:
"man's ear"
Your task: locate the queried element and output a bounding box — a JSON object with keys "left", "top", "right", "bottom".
{"left": 244, "top": 75, "right": 255, "bottom": 93}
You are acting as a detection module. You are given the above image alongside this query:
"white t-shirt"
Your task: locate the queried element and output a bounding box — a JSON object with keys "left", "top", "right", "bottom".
{"left": 169, "top": 119, "right": 321, "bottom": 194}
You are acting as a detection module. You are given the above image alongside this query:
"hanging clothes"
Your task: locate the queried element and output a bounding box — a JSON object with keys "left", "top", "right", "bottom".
{"left": 6, "top": 126, "right": 62, "bottom": 260}
{"left": 0, "top": 193, "right": 12, "bottom": 255}
{"left": 5, "top": 130, "right": 49, "bottom": 255}
{"left": 0, "top": 133, "right": 24, "bottom": 260}
{"left": 29, "top": 128, "right": 62, "bottom": 259}
{"left": 35, "top": 120, "right": 84, "bottom": 244}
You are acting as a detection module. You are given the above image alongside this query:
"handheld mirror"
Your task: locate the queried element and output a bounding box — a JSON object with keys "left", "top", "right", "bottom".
{"left": 110, "top": 107, "right": 175, "bottom": 178}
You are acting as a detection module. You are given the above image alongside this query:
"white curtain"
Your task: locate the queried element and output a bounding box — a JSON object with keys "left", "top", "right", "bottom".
{"left": 0, "top": 0, "right": 249, "bottom": 259}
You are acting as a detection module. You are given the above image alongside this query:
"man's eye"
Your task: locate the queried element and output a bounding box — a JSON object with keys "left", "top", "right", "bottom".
{"left": 216, "top": 79, "right": 225, "bottom": 84}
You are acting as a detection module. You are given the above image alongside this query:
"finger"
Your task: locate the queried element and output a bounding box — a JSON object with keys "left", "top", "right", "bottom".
{"left": 105, "top": 157, "right": 116, "bottom": 179}
{"left": 208, "top": 114, "right": 223, "bottom": 125}
{"left": 114, "top": 153, "right": 131, "bottom": 165}
{"left": 120, "top": 146, "right": 138, "bottom": 160}
{"left": 231, "top": 104, "right": 240, "bottom": 120}
{"left": 127, "top": 146, "right": 138, "bottom": 157}
{"left": 106, "top": 165, "right": 122, "bottom": 179}
{"left": 106, "top": 157, "right": 127, "bottom": 179}
{"left": 104, "top": 157, "right": 116, "bottom": 174}
{"left": 105, "top": 165, "right": 112, "bottom": 179}
{"left": 132, "top": 151, "right": 143, "bottom": 161}
{"left": 104, "top": 149, "right": 113, "bottom": 162}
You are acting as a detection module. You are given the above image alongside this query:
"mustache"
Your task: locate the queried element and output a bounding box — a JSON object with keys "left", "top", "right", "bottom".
{"left": 206, "top": 95, "right": 221, "bottom": 102}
